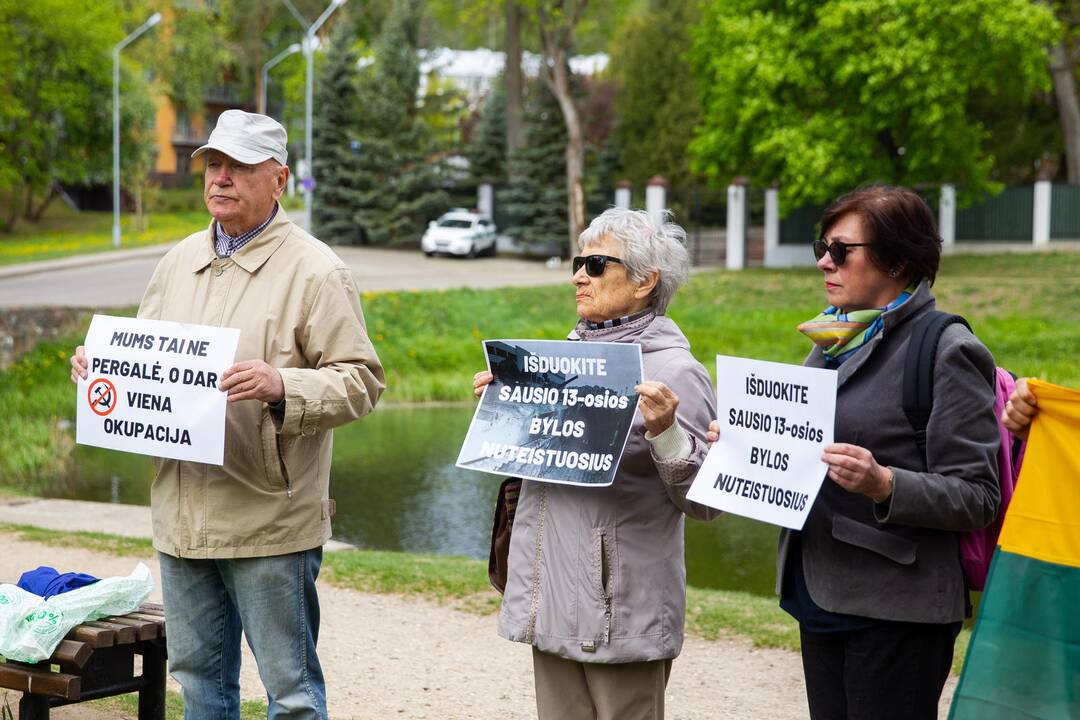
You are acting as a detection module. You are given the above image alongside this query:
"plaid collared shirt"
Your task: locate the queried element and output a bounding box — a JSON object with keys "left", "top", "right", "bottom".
{"left": 214, "top": 203, "right": 279, "bottom": 258}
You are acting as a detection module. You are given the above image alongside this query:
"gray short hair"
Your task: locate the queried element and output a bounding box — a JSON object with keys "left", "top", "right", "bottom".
{"left": 577, "top": 207, "right": 690, "bottom": 315}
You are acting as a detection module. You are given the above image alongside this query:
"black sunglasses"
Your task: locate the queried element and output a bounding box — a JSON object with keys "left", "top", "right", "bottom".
{"left": 572, "top": 254, "right": 625, "bottom": 277}
{"left": 812, "top": 238, "right": 870, "bottom": 266}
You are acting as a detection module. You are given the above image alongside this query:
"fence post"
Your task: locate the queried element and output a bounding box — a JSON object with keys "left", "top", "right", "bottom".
{"left": 477, "top": 182, "right": 494, "bottom": 219}
{"left": 726, "top": 177, "right": 747, "bottom": 270}
{"left": 1033, "top": 180, "right": 1051, "bottom": 248}
{"left": 646, "top": 176, "right": 667, "bottom": 227}
{"left": 764, "top": 184, "right": 779, "bottom": 267}
{"left": 939, "top": 184, "right": 955, "bottom": 250}
{"left": 615, "top": 180, "right": 631, "bottom": 210}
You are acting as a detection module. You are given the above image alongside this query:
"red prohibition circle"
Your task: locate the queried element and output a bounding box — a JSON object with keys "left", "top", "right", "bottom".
{"left": 87, "top": 378, "right": 118, "bottom": 417}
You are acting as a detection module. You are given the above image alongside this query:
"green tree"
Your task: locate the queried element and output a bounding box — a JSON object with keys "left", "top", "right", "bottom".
{"left": 0, "top": 0, "right": 123, "bottom": 230}
{"left": 352, "top": 0, "right": 448, "bottom": 245}
{"left": 689, "top": 0, "right": 1060, "bottom": 210}
{"left": 419, "top": 73, "right": 471, "bottom": 159}
{"left": 1046, "top": 0, "right": 1080, "bottom": 183}
{"left": 0, "top": 0, "right": 240, "bottom": 232}
{"left": 150, "top": 3, "right": 231, "bottom": 113}
{"left": 501, "top": 80, "right": 567, "bottom": 251}
{"left": 585, "top": 130, "right": 620, "bottom": 218}
{"left": 972, "top": 90, "right": 1061, "bottom": 185}
{"left": 609, "top": 0, "right": 701, "bottom": 194}
{"left": 277, "top": 1, "right": 396, "bottom": 144}
{"left": 534, "top": 0, "right": 589, "bottom": 256}
{"left": 467, "top": 83, "right": 508, "bottom": 184}
{"left": 579, "top": 76, "right": 617, "bottom": 216}
{"left": 119, "top": 64, "right": 159, "bottom": 232}
{"left": 312, "top": 26, "right": 364, "bottom": 242}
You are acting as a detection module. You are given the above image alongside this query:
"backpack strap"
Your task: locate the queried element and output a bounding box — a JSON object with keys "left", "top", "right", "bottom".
{"left": 1005, "top": 370, "right": 1025, "bottom": 462}
{"left": 902, "top": 311, "right": 972, "bottom": 459}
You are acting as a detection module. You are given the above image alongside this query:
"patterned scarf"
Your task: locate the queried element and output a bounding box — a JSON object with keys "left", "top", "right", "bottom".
{"left": 583, "top": 308, "right": 654, "bottom": 331}
{"left": 797, "top": 284, "right": 916, "bottom": 360}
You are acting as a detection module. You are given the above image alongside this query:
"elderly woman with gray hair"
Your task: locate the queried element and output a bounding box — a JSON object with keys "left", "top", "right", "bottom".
{"left": 473, "top": 207, "right": 719, "bottom": 720}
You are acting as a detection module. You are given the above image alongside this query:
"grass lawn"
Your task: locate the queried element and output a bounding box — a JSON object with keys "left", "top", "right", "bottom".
{"left": 0, "top": 193, "right": 306, "bottom": 266}
{"left": 0, "top": 208, "right": 208, "bottom": 266}
{"left": 362, "top": 249, "right": 1080, "bottom": 402}
{"left": 91, "top": 688, "right": 267, "bottom": 720}
{"left": 2, "top": 250, "right": 1078, "bottom": 490}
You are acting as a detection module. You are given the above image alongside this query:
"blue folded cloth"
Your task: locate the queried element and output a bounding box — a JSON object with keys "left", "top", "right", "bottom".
{"left": 17, "top": 566, "right": 99, "bottom": 599}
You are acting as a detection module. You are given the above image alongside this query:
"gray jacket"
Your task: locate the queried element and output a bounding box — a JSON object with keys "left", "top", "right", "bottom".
{"left": 777, "top": 281, "right": 1000, "bottom": 624}
{"left": 497, "top": 314, "right": 719, "bottom": 663}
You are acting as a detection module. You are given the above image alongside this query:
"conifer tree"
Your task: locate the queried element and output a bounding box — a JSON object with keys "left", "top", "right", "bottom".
{"left": 467, "top": 82, "right": 508, "bottom": 186}
{"left": 585, "top": 135, "right": 620, "bottom": 219}
{"left": 312, "top": 26, "right": 363, "bottom": 243}
{"left": 352, "top": 0, "right": 447, "bottom": 245}
{"left": 501, "top": 81, "right": 567, "bottom": 253}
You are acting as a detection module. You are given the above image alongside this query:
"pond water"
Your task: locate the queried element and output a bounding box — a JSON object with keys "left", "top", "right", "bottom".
{"left": 57, "top": 405, "right": 781, "bottom": 596}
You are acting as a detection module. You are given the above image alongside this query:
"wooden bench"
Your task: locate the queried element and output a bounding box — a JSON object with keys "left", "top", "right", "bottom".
{"left": 0, "top": 602, "right": 166, "bottom": 719}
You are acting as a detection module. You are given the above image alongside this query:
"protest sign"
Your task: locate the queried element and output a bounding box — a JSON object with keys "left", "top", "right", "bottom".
{"left": 456, "top": 339, "right": 642, "bottom": 487}
{"left": 687, "top": 355, "right": 837, "bottom": 529}
{"left": 75, "top": 314, "right": 240, "bottom": 465}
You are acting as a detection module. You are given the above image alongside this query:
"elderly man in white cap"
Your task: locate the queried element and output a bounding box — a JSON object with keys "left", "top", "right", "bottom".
{"left": 71, "top": 110, "right": 385, "bottom": 719}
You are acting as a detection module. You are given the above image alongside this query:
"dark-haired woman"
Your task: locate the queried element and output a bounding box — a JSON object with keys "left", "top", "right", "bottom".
{"left": 713, "top": 185, "right": 1000, "bottom": 719}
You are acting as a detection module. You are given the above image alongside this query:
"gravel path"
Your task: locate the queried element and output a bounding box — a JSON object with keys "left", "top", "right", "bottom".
{"left": 2, "top": 537, "right": 956, "bottom": 719}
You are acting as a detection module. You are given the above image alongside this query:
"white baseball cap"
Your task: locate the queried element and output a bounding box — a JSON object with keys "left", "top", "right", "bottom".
{"left": 191, "top": 110, "right": 288, "bottom": 165}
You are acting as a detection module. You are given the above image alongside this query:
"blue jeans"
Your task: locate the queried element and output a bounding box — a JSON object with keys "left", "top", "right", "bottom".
{"left": 158, "top": 549, "right": 327, "bottom": 720}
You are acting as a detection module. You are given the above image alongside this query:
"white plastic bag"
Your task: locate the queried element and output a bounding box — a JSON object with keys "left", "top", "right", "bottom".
{"left": 0, "top": 562, "right": 153, "bottom": 663}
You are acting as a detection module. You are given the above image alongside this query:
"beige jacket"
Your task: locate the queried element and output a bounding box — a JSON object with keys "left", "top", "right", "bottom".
{"left": 138, "top": 208, "right": 385, "bottom": 559}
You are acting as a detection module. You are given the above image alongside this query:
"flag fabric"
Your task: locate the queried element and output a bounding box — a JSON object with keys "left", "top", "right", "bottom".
{"left": 950, "top": 379, "right": 1080, "bottom": 719}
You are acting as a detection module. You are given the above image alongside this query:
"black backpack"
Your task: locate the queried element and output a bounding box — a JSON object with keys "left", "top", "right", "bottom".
{"left": 901, "top": 310, "right": 1024, "bottom": 590}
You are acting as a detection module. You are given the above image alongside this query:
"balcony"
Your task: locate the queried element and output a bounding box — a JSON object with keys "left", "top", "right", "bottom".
{"left": 204, "top": 83, "right": 246, "bottom": 105}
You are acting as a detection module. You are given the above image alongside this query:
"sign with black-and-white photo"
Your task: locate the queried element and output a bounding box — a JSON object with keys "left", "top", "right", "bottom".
{"left": 456, "top": 339, "right": 642, "bottom": 487}
{"left": 686, "top": 355, "right": 836, "bottom": 529}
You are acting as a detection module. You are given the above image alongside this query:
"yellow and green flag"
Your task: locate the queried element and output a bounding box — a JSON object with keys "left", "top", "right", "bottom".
{"left": 950, "top": 379, "right": 1080, "bottom": 719}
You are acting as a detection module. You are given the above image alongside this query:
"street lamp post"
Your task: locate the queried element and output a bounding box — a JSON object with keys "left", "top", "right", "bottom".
{"left": 280, "top": 0, "right": 347, "bottom": 229}
{"left": 112, "top": 12, "right": 162, "bottom": 249}
{"left": 260, "top": 43, "right": 302, "bottom": 115}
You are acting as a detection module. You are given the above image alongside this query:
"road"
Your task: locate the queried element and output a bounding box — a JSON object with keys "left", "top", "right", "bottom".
{"left": 0, "top": 244, "right": 573, "bottom": 308}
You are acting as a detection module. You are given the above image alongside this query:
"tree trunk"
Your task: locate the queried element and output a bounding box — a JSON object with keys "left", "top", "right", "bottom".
{"left": 1, "top": 186, "right": 19, "bottom": 233}
{"left": 134, "top": 184, "right": 145, "bottom": 232}
{"left": 22, "top": 185, "right": 36, "bottom": 220}
{"left": 565, "top": 137, "right": 586, "bottom": 258}
{"left": 256, "top": 70, "right": 266, "bottom": 115}
{"left": 1051, "top": 41, "right": 1080, "bottom": 184}
{"left": 504, "top": 0, "right": 524, "bottom": 155}
{"left": 536, "top": 0, "right": 588, "bottom": 256}
{"left": 27, "top": 183, "right": 58, "bottom": 222}
{"left": 546, "top": 53, "right": 586, "bottom": 257}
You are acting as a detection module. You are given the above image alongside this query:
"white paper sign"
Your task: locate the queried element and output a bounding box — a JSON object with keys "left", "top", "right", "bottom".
{"left": 75, "top": 314, "right": 240, "bottom": 465}
{"left": 686, "top": 355, "right": 837, "bottom": 529}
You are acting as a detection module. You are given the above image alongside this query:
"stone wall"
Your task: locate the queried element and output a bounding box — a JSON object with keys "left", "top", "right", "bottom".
{"left": 0, "top": 307, "right": 89, "bottom": 369}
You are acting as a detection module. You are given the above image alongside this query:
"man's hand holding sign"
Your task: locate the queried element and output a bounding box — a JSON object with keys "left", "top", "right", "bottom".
{"left": 74, "top": 349, "right": 282, "bottom": 405}
{"left": 218, "top": 360, "right": 284, "bottom": 404}
{"left": 73, "top": 315, "right": 241, "bottom": 465}
{"left": 69, "top": 110, "right": 387, "bottom": 718}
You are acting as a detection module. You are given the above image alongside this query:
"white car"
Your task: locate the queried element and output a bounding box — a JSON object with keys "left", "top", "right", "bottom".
{"left": 421, "top": 210, "right": 497, "bottom": 258}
